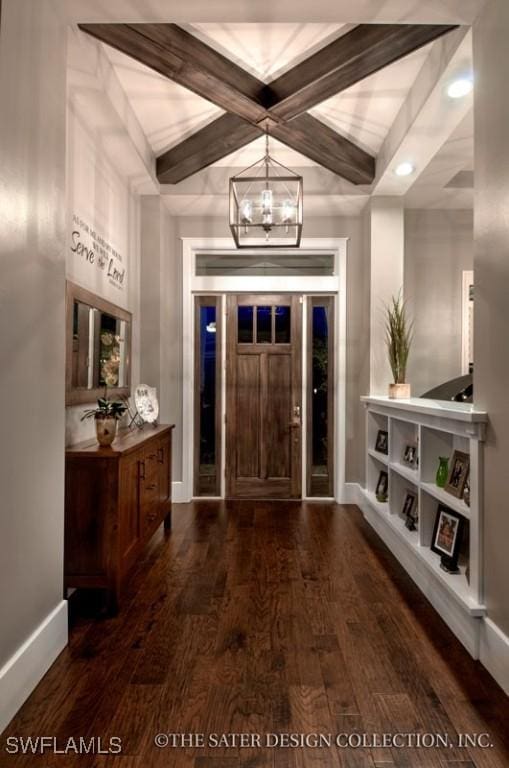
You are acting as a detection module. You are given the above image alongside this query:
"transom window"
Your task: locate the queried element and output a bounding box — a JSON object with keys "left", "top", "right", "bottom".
{"left": 196, "top": 252, "right": 335, "bottom": 276}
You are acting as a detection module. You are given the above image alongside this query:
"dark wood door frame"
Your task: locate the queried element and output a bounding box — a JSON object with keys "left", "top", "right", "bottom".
{"left": 226, "top": 294, "right": 302, "bottom": 499}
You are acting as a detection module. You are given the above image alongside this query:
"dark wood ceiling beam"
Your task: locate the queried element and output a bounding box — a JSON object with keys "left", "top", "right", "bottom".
{"left": 265, "top": 24, "right": 457, "bottom": 122}
{"left": 156, "top": 113, "right": 263, "bottom": 185}
{"left": 271, "top": 114, "right": 375, "bottom": 186}
{"left": 157, "top": 112, "right": 374, "bottom": 186}
{"left": 78, "top": 23, "right": 268, "bottom": 124}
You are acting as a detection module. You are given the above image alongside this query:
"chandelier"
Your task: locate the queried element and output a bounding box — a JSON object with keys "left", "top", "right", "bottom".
{"left": 229, "top": 131, "right": 303, "bottom": 248}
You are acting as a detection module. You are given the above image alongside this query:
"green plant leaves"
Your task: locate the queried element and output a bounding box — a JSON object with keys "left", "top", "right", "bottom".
{"left": 80, "top": 398, "right": 127, "bottom": 421}
{"left": 385, "top": 292, "right": 413, "bottom": 384}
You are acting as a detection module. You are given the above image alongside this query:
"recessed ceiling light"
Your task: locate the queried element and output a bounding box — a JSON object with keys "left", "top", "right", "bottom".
{"left": 447, "top": 78, "right": 473, "bottom": 99}
{"left": 395, "top": 162, "right": 415, "bottom": 177}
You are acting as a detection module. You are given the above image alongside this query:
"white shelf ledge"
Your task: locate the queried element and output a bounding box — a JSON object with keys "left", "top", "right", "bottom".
{"left": 390, "top": 461, "right": 419, "bottom": 485}
{"left": 368, "top": 448, "right": 389, "bottom": 466}
{"left": 365, "top": 490, "right": 390, "bottom": 516}
{"left": 421, "top": 482, "right": 471, "bottom": 520}
{"left": 361, "top": 395, "right": 487, "bottom": 424}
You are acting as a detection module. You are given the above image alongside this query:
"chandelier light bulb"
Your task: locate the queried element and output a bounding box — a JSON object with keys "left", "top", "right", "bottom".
{"left": 261, "top": 188, "right": 273, "bottom": 214}
{"left": 282, "top": 200, "right": 294, "bottom": 233}
{"left": 281, "top": 200, "right": 294, "bottom": 222}
{"left": 241, "top": 199, "right": 252, "bottom": 223}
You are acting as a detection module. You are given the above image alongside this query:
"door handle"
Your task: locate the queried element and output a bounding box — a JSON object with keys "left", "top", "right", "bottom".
{"left": 290, "top": 405, "right": 301, "bottom": 427}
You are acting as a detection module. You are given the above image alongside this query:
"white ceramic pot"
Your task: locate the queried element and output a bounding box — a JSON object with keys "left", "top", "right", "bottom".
{"left": 388, "top": 383, "right": 411, "bottom": 399}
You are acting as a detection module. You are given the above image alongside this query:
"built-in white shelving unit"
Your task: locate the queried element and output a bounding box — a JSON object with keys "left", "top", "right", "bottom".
{"left": 359, "top": 396, "right": 488, "bottom": 658}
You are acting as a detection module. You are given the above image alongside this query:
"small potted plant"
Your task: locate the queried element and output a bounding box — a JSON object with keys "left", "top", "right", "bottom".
{"left": 81, "top": 392, "right": 127, "bottom": 447}
{"left": 385, "top": 292, "right": 413, "bottom": 399}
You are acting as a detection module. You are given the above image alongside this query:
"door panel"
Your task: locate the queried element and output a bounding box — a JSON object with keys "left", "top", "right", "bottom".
{"left": 236, "top": 354, "right": 260, "bottom": 478}
{"left": 226, "top": 294, "right": 302, "bottom": 499}
{"left": 265, "top": 353, "right": 291, "bottom": 479}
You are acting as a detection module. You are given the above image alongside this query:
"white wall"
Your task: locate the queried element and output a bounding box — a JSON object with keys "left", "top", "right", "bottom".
{"left": 369, "top": 198, "right": 405, "bottom": 395}
{"left": 405, "top": 209, "right": 473, "bottom": 395}
{"left": 139, "top": 199, "right": 182, "bottom": 478}
{"left": 473, "top": 0, "right": 509, "bottom": 645}
{"left": 0, "top": 0, "right": 68, "bottom": 732}
{"left": 65, "top": 53, "right": 141, "bottom": 446}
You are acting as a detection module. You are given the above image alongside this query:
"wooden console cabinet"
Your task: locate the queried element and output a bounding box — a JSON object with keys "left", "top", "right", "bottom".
{"left": 65, "top": 424, "right": 174, "bottom": 611}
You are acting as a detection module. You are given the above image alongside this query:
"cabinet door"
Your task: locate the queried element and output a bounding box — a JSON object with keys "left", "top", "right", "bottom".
{"left": 119, "top": 454, "right": 141, "bottom": 573}
{"left": 158, "top": 435, "right": 171, "bottom": 510}
{"left": 140, "top": 444, "right": 160, "bottom": 535}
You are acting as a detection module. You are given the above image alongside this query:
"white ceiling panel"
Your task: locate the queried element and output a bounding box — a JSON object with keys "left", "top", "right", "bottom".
{"left": 186, "top": 23, "right": 346, "bottom": 81}
{"left": 102, "top": 46, "right": 224, "bottom": 154}
{"left": 310, "top": 44, "right": 432, "bottom": 154}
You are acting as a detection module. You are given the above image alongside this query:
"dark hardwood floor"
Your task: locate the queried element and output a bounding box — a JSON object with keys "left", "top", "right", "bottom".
{"left": 3, "top": 501, "right": 509, "bottom": 767}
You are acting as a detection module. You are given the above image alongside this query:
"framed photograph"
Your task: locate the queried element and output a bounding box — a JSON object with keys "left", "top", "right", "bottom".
{"left": 401, "top": 490, "right": 418, "bottom": 530}
{"left": 375, "top": 429, "right": 388, "bottom": 455}
{"left": 444, "top": 450, "right": 470, "bottom": 498}
{"left": 375, "top": 470, "right": 388, "bottom": 502}
{"left": 402, "top": 443, "right": 418, "bottom": 468}
{"left": 430, "top": 505, "right": 465, "bottom": 573}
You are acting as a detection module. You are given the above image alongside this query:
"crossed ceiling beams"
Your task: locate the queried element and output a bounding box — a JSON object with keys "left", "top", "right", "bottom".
{"left": 79, "top": 22, "right": 457, "bottom": 186}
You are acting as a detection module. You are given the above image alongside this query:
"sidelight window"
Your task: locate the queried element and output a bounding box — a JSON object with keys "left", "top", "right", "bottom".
{"left": 307, "top": 297, "right": 334, "bottom": 497}
{"left": 195, "top": 297, "right": 222, "bottom": 496}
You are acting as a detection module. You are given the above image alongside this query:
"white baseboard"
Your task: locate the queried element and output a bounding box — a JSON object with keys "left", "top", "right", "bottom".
{"left": 172, "top": 481, "right": 190, "bottom": 503}
{"left": 339, "top": 482, "right": 362, "bottom": 504}
{"left": 480, "top": 618, "right": 509, "bottom": 696}
{"left": 0, "top": 600, "right": 68, "bottom": 734}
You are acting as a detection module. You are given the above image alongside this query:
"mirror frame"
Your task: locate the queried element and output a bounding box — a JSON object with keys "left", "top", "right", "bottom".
{"left": 66, "top": 280, "right": 132, "bottom": 405}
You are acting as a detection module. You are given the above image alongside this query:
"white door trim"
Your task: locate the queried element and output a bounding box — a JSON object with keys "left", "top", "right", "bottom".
{"left": 181, "top": 237, "right": 348, "bottom": 503}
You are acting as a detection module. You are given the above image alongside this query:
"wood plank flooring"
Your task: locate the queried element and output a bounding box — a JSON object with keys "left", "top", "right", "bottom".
{"left": 2, "top": 501, "right": 509, "bottom": 767}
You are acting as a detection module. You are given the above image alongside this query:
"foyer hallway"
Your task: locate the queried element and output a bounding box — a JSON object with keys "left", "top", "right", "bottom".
{"left": 3, "top": 501, "right": 509, "bottom": 768}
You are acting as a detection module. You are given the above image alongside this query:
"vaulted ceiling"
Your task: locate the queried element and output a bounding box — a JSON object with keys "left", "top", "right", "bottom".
{"left": 69, "top": 17, "right": 475, "bottom": 215}
{"left": 80, "top": 21, "right": 458, "bottom": 186}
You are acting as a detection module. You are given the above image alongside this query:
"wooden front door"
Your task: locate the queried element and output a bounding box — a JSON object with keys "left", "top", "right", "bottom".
{"left": 226, "top": 294, "right": 302, "bottom": 498}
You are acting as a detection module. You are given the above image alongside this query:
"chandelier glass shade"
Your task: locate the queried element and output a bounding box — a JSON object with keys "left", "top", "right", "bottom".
{"left": 229, "top": 134, "right": 303, "bottom": 248}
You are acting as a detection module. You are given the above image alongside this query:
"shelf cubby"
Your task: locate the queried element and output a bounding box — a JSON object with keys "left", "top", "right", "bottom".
{"left": 420, "top": 425, "right": 469, "bottom": 486}
{"left": 390, "top": 417, "right": 419, "bottom": 468}
{"left": 367, "top": 452, "right": 390, "bottom": 503}
{"left": 389, "top": 469, "right": 418, "bottom": 526}
{"left": 367, "top": 409, "right": 389, "bottom": 455}
{"left": 359, "top": 396, "right": 487, "bottom": 658}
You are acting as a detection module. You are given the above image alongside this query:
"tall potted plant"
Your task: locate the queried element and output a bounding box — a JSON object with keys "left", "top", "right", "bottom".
{"left": 385, "top": 292, "right": 413, "bottom": 399}
{"left": 81, "top": 393, "right": 127, "bottom": 447}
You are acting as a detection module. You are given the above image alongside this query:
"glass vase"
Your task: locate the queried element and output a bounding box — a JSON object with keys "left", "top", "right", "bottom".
{"left": 436, "top": 456, "right": 449, "bottom": 488}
